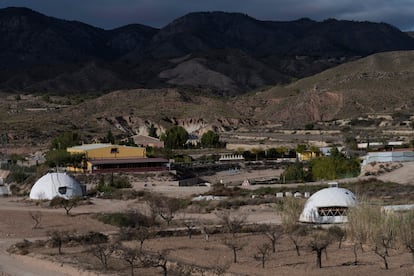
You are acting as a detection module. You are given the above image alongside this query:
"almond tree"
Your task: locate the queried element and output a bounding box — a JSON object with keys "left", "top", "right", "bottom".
{"left": 261, "top": 224, "right": 283, "bottom": 253}
{"left": 48, "top": 230, "right": 68, "bottom": 255}
{"left": 287, "top": 224, "right": 308, "bottom": 256}
{"left": 328, "top": 225, "right": 346, "bottom": 249}
{"left": 347, "top": 203, "right": 378, "bottom": 265}
{"left": 398, "top": 210, "right": 414, "bottom": 262}
{"left": 183, "top": 219, "right": 196, "bottom": 239}
{"left": 308, "top": 230, "right": 332, "bottom": 268}
{"left": 29, "top": 211, "right": 42, "bottom": 229}
{"left": 217, "top": 211, "right": 246, "bottom": 237}
{"left": 118, "top": 246, "right": 143, "bottom": 276}
{"left": 254, "top": 243, "right": 271, "bottom": 268}
{"left": 370, "top": 211, "right": 399, "bottom": 270}
{"left": 90, "top": 243, "right": 116, "bottom": 270}
{"left": 148, "top": 196, "right": 181, "bottom": 225}
{"left": 223, "top": 236, "right": 246, "bottom": 263}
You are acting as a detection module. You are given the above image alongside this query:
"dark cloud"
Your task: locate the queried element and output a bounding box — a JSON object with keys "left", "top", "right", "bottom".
{"left": 0, "top": 0, "right": 413, "bottom": 30}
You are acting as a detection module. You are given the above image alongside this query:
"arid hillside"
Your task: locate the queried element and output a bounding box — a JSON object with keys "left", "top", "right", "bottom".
{"left": 2, "top": 50, "right": 414, "bottom": 152}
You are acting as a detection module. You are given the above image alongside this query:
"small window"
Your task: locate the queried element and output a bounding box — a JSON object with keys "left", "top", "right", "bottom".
{"left": 58, "top": 187, "right": 67, "bottom": 195}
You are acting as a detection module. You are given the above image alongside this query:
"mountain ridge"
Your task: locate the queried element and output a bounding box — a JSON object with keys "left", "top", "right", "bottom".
{"left": 1, "top": 7, "right": 414, "bottom": 95}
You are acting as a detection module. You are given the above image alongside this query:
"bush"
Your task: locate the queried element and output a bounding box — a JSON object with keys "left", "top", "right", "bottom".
{"left": 96, "top": 210, "right": 155, "bottom": 228}
{"left": 77, "top": 231, "right": 108, "bottom": 245}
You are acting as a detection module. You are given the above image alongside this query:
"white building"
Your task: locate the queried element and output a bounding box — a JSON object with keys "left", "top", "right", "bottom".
{"left": 299, "top": 186, "right": 357, "bottom": 224}
{"left": 29, "top": 172, "right": 84, "bottom": 200}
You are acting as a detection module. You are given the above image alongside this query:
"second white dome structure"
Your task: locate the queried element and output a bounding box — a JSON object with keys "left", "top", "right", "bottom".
{"left": 299, "top": 186, "right": 357, "bottom": 224}
{"left": 29, "top": 172, "right": 84, "bottom": 200}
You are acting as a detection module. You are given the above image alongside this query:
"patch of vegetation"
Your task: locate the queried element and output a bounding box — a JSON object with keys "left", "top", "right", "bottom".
{"left": 95, "top": 174, "right": 132, "bottom": 195}
{"left": 95, "top": 210, "right": 156, "bottom": 228}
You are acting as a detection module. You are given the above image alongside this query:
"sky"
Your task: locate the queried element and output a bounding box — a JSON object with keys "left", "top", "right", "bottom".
{"left": 0, "top": 0, "right": 414, "bottom": 31}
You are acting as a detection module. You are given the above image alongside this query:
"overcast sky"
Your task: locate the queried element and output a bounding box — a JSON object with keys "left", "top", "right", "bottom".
{"left": 1, "top": 0, "right": 414, "bottom": 31}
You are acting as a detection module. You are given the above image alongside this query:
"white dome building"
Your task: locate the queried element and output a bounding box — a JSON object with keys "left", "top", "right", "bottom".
{"left": 29, "top": 172, "right": 84, "bottom": 200}
{"left": 299, "top": 187, "right": 357, "bottom": 224}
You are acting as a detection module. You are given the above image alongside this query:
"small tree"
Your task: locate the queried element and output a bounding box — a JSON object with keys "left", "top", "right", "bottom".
{"left": 217, "top": 211, "right": 246, "bottom": 237}
{"left": 328, "top": 225, "right": 346, "bottom": 249}
{"left": 142, "top": 250, "right": 169, "bottom": 276}
{"left": 288, "top": 224, "right": 308, "bottom": 256}
{"left": 136, "top": 227, "right": 152, "bottom": 250}
{"left": 223, "top": 236, "right": 246, "bottom": 263}
{"left": 347, "top": 204, "right": 378, "bottom": 265}
{"left": 29, "top": 211, "right": 42, "bottom": 229}
{"left": 182, "top": 219, "right": 196, "bottom": 239}
{"left": 90, "top": 243, "right": 116, "bottom": 270}
{"left": 399, "top": 210, "right": 414, "bottom": 262}
{"left": 201, "top": 130, "right": 220, "bottom": 148}
{"left": 254, "top": 243, "right": 271, "bottom": 268}
{"left": 370, "top": 212, "right": 399, "bottom": 270}
{"left": 309, "top": 230, "right": 332, "bottom": 268}
{"left": 162, "top": 126, "right": 189, "bottom": 149}
{"left": 118, "top": 246, "right": 143, "bottom": 276}
{"left": 148, "top": 196, "right": 182, "bottom": 226}
{"left": 148, "top": 123, "right": 158, "bottom": 138}
{"left": 261, "top": 224, "right": 283, "bottom": 253}
{"left": 48, "top": 230, "right": 68, "bottom": 255}
{"left": 50, "top": 196, "right": 81, "bottom": 216}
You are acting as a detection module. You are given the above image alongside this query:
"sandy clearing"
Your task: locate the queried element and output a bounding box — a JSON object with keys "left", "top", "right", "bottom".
{"left": 376, "top": 161, "right": 414, "bottom": 184}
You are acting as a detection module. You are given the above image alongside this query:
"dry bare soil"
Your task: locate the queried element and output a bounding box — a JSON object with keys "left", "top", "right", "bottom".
{"left": 1, "top": 165, "right": 414, "bottom": 275}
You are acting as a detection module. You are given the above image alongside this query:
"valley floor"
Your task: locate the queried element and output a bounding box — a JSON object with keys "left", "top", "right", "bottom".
{"left": 0, "top": 162, "right": 414, "bottom": 275}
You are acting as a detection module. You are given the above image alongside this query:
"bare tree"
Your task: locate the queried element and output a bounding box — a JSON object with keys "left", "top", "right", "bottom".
{"left": 327, "top": 225, "right": 346, "bottom": 249}
{"left": 261, "top": 224, "right": 283, "bottom": 253}
{"left": 254, "top": 243, "right": 271, "bottom": 268}
{"left": 148, "top": 196, "right": 181, "bottom": 226}
{"left": 29, "top": 211, "right": 42, "bottom": 229}
{"left": 202, "top": 225, "right": 211, "bottom": 241}
{"left": 308, "top": 230, "right": 332, "bottom": 268}
{"left": 287, "top": 224, "right": 308, "bottom": 256}
{"left": 90, "top": 243, "right": 116, "bottom": 270}
{"left": 399, "top": 210, "right": 414, "bottom": 262}
{"left": 136, "top": 227, "right": 152, "bottom": 250}
{"left": 119, "top": 226, "right": 153, "bottom": 250}
{"left": 157, "top": 253, "right": 169, "bottom": 276}
{"left": 223, "top": 236, "right": 246, "bottom": 263}
{"left": 146, "top": 250, "right": 169, "bottom": 276}
{"left": 347, "top": 203, "right": 379, "bottom": 265}
{"left": 217, "top": 210, "right": 246, "bottom": 237}
{"left": 118, "top": 246, "right": 143, "bottom": 276}
{"left": 370, "top": 212, "right": 399, "bottom": 270}
{"left": 48, "top": 230, "right": 68, "bottom": 255}
{"left": 183, "top": 219, "right": 196, "bottom": 239}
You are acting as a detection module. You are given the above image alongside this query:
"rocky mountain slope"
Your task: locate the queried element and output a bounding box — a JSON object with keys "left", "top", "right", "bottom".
{"left": 2, "top": 50, "right": 414, "bottom": 152}
{"left": 1, "top": 7, "right": 414, "bottom": 95}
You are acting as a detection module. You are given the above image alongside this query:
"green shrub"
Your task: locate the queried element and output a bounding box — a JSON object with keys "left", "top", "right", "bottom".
{"left": 96, "top": 210, "right": 155, "bottom": 228}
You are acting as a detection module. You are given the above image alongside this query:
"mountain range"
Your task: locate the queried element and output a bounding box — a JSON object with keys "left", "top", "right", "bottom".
{"left": 1, "top": 7, "right": 414, "bottom": 95}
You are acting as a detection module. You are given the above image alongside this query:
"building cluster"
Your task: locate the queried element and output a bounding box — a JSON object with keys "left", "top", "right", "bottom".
{"left": 66, "top": 138, "right": 169, "bottom": 174}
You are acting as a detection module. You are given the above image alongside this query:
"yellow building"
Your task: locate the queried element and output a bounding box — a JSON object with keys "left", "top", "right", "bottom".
{"left": 297, "top": 150, "right": 321, "bottom": 162}
{"left": 67, "top": 143, "right": 168, "bottom": 173}
{"left": 67, "top": 143, "right": 146, "bottom": 159}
